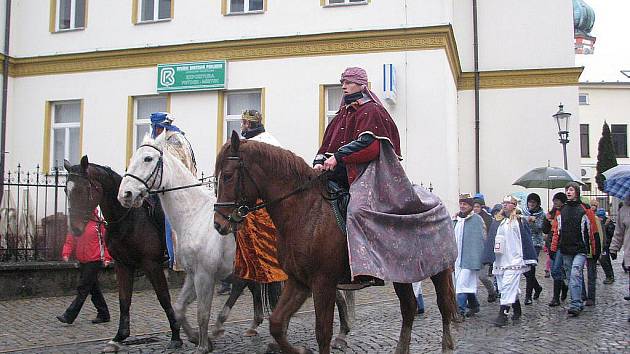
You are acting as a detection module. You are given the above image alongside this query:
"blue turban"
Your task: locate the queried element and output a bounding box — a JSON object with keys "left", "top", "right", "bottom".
{"left": 150, "top": 112, "right": 182, "bottom": 138}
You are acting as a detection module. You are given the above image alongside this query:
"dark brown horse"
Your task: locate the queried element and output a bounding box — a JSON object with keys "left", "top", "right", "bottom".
{"left": 213, "top": 132, "right": 458, "bottom": 354}
{"left": 64, "top": 157, "right": 182, "bottom": 352}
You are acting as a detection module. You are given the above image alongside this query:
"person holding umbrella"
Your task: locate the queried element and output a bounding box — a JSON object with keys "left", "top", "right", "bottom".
{"left": 610, "top": 195, "right": 630, "bottom": 322}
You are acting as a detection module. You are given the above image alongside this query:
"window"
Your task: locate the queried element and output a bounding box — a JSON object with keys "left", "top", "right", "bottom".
{"left": 225, "top": 0, "right": 265, "bottom": 14}
{"left": 324, "top": 0, "right": 368, "bottom": 6}
{"left": 54, "top": 0, "right": 86, "bottom": 31}
{"left": 582, "top": 182, "right": 592, "bottom": 192}
{"left": 224, "top": 90, "right": 262, "bottom": 139}
{"left": 139, "top": 0, "right": 172, "bottom": 22}
{"left": 580, "top": 124, "right": 589, "bottom": 157}
{"left": 51, "top": 101, "right": 81, "bottom": 169}
{"left": 133, "top": 96, "right": 168, "bottom": 149}
{"left": 325, "top": 86, "right": 342, "bottom": 126}
{"left": 611, "top": 124, "right": 628, "bottom": 158}
{"left": 579, "top": 93, "right": 589, "bottom": 105}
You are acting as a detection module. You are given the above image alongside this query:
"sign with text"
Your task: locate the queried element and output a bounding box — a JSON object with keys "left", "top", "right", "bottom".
{"left": 157, "top": 60, "right": 227, "bottom": 93}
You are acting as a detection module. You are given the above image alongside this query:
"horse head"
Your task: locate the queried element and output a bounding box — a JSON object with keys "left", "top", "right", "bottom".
{"left": 64, "top": 155, "right": 104, "bottom": 236}
{"left": 213, "top": 131, "right": 261, "bottom": 235}
{"left": 118, "top": 135, "right": 165, "bottom": 209}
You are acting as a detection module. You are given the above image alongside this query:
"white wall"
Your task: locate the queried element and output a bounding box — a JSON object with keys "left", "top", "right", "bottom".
{"left": 453, "top": 0, "right": 575, "bottom": 72}
{"left": 10, "top": 0, "right": 454, "bottom": 57}
{"left": 458, "top": 86, "right": 580, "bottom": 208}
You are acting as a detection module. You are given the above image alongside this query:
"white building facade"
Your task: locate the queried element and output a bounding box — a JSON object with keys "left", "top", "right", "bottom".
{"left": 2, "top": 0, "right": 582, "bottom": 210}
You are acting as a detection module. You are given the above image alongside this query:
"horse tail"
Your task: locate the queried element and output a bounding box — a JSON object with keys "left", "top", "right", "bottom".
{"left": 262, "top": 281, "right": 283, "bottom": 315}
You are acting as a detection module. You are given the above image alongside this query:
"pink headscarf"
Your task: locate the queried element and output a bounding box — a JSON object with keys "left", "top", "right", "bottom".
{"left": 339, "top": 67, "right": 383, "bottom": 106}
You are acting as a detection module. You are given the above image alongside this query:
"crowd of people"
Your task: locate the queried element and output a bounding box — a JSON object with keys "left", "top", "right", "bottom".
{"left": 449, "top": 187, "right": 630, "bottom": 326}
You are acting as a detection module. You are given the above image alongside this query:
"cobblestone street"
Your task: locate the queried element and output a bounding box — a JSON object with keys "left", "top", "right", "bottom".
{"left": 1, "top": 263, "right": 628, "bottom": 353}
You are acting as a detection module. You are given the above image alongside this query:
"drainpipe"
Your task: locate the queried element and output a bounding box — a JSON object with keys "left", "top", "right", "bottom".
{"left": 472, "top": 0, "right": 480, "bottom": 193}
{"left": 0, "top": 0, "right": 11, "bottom": 204}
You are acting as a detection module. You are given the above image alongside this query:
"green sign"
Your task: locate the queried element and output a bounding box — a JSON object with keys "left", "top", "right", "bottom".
{"left": 157, "top": 60, "right": 226, "bottom": 93}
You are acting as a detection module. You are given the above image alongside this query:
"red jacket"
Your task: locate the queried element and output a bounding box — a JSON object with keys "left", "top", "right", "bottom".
{"left": 62, "top": 213, "right": 111, "bottom": 263}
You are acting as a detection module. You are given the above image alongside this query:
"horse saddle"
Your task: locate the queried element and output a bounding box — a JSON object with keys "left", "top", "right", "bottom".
{"left": 326, "top": 180, "right": 350, "bottom": 236}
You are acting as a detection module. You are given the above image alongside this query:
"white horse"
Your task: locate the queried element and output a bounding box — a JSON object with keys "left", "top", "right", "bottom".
{"left": 118, "top": 134, "right": 235, "bottom": 354}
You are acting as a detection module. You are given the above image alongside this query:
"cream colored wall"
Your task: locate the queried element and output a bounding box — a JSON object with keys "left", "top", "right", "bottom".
{"left": 10, "top": 0, "right": 454, "bottom": 57}
{"left": 453, "top": 0, "right": 575, "bottom": 72}
{"left": 457, "top": 86, "right": 580, "bottom": 208}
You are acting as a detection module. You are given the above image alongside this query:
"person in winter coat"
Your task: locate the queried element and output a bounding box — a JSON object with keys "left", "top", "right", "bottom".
{"left": 56, "top": 208, "right": 112, "bottom": 325}
{"left": 522, "top": 193, "right": 545, "bottom": 304}
{"left": 473, "top": 194, "right": 497, "bottom": 303}
{"left": 542, "top": 192, "right": 568, "bottom": 307}
{"left": 596, "top": 208, "right": 616, "bottom": 284}
{"left": 559, "top": 182, "right": 600, "bottom": 316}
{"left": 488, "top": 195, "right": 538, "bottom": 327}
{"left": 609, "top": 195, "right": 630, "bottom": 322}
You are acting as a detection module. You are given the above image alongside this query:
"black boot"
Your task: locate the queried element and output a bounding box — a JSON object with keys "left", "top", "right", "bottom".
{"left": 494, "top": 305, "right": 510, "bottom": 327}
{"left": 561, "top": 281, "right": 568, "bottom": 302}
{"left": 512, "top": 299, "right": 522, "bottom": 323}
{"left": 548, "top": 280, "right": 562, "bottom": 307}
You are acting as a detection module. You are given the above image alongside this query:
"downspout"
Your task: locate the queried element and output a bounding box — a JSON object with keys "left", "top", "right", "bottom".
{"left": 0, "top": 0, "right": 11, "bottom": 204}
{"left": 472, "top": 0, "right": 480, "bottom": 193}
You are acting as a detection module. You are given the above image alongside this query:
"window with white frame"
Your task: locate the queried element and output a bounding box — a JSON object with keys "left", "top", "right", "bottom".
{"left": 56, "top": 0, "right": 86, "bottom": 31}
{"left": 227, "top": 0, "right": 264, "bottom": 14}
{"left": 579, "top": 93, "right": 589, "bottom": 105}
{"left": 134, "top": 96, "right": 168, "bottom": 149}
{"left": 51, "top": 101, "right": 81, "bottom": 168}
{"left": 325, "top": 0, "right": 368, "bottom": 6}
{"left": 325, "top": 86, "right": 343, "bottom": 126}
{"left": 140, "top": 0, "right": 172, "bottom": 22}
{"left": 225, "top": 90, "right": 262, "bottom": 138}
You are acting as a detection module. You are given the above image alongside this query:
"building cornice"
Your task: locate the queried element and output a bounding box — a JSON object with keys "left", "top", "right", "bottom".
{"left": 458, "top": 67, "right": 584, "bottom": 90}
{"left": 579, "top": 82, "right": 630, "bottom": 89}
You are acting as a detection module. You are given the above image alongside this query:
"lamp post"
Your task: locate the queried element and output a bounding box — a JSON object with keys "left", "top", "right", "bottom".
{"left": 552, "top": 103, "right": 572, "bottom": 169}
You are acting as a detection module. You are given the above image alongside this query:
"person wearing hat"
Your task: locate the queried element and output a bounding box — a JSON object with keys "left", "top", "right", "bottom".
{"left": 521, "top": 193, "right": 545, "bottom": 305}
{"left": 453, "top": 193, "right": 486, "bottom": 317}
{"left": 150, "top": 112, "right": 197, "bottom": 270}
{"left": 473, "top": 194, "right": 498, "bottom": 303}
{"left": 543, "top": 192, "right": 569, "bottom": 306}
{"left": 489, "top": 195, "right": 537, "bottom": 327}
{"left": 314, "top": 67, "right": 401, "bottom": 290}
{"left": 559, "top": 182, "right": 601, "bottom": 315}
{"left": 595, "top": 208, "right": 615, "bottom": 284}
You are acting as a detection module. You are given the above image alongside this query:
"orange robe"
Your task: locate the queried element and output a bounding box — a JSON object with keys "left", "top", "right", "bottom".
{"left": 234, "top": 202, "right": 287, "bottom": 283}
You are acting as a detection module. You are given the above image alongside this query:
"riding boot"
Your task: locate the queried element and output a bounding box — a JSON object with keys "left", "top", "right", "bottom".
{"left": 511, "top": 299, "right": 522, "bottom": 323}
{"left": 560, "top": 281, "right": 568, "bottom": 302}
{"left": 548, "top": 280, "right": 562, "bottom": 307}
{"left": 494, "top": 305, "right": 510, "bottom": 327}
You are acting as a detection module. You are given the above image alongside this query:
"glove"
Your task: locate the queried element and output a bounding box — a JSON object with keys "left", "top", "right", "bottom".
{"left": 610, "top": 252, "right": 617, "bottom": 260}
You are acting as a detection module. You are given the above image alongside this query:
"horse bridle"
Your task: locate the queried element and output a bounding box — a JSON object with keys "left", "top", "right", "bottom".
{"left": 213, "top": 153, "right": 324, "bottom": 226}
{"left": 67, "top": 169, "right": 130, "bottom": 226}
{"left": 123, "top": 144, "right": 165, "bottom": 193}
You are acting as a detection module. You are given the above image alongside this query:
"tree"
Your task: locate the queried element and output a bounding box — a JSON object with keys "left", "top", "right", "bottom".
{"left": 595, "top": 121, "right": 618, "bottom": 192}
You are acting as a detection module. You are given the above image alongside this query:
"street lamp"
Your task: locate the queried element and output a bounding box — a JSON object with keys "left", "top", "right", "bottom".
{"left": 552, "top": 103, "right": 571, "bottom": 169}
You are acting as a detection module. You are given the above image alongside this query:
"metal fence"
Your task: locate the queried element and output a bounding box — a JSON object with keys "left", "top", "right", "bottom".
{"left": 1, "top": 165, "right": 68, "bottom": 262}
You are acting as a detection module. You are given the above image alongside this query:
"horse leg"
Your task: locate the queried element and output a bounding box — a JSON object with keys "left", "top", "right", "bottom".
{"left": 311, "top": 278, "right": 337, "bottom": 354}
{"left": 142, "top": 261, "right": 182, "bottom": 349}
{"left": 174, "top": 273, "right": 198, "bottom": 345}
{"left": 212, "top": 277, "right": 247, "bottom": 338}
{"left": 245, "top": 281, "right": 264, "bottom": 337}
{"left": 392, "top": 282, "right": 416, "bottom": 354}
{"left": 103, "top": 265, "right": 134, "bottom": 353}
{"left": 331, "top": 290, "right": 350, "bottom": 350}
{"left": 431, "top": 268, "right": 458, "bottom": 351}
{"left": 268, "top": 278, "right": 310, "bottom": 354}
{"left": 193, "top": 271, "right": 216, "bottom": 354}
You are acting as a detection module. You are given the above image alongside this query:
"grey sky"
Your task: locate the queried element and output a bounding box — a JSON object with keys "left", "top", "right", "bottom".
{"left": 576, "top": 0, "right": 630, "bottom": 82}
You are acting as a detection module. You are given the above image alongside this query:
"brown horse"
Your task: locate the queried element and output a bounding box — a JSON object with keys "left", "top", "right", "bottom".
{"left": 213, "top": 131, "right": 458, "bottom": 354}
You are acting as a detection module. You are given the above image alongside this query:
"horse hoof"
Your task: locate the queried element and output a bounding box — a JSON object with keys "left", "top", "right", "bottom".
{"left": 102, "top": 341, "right": 124, "bottom": 353}
{"left": 188, "top": 334, "right": 200, "bottom": 345}
{"left": 243, "top": 328, "right": 258, "bottom": 337}
{"left": 331, "top": 337, "right": 348, "bottom": 350}
{"left": 167, "top": 339, "right": 183, "bottom": 349}
{"left": 212, "top": 328, "right": 225, "bottom": 339}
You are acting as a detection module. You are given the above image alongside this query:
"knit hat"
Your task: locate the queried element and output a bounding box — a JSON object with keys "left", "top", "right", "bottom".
{"left": 491, "top": 203, "right": 502, "bottom": 216}
{"left": 552, "top": 192, "right": 568, "bottom": 204}
{"left": 473, "top": 192, "right": 485, "bottom": 206}
{"left": 595, "top": 208, "right": 606, "bottom": 218}
{"left": 527, "top": 193, "right": 541, "bottom": 205}
{"left": 459, "top": 193, "right": 475, "bottom": 207}
{"left": 242, "top": 109, "right": 263, "bottom": 123}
